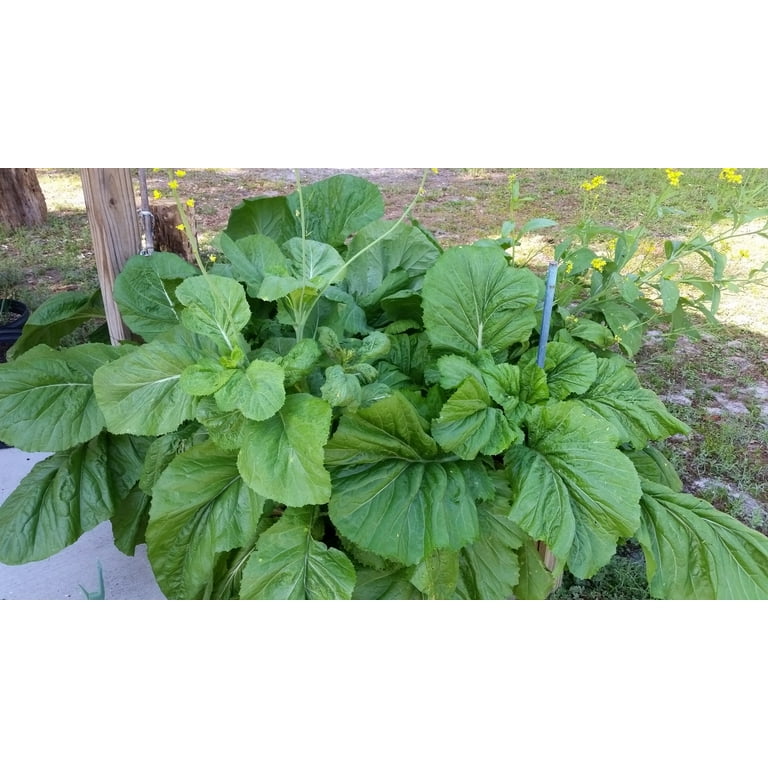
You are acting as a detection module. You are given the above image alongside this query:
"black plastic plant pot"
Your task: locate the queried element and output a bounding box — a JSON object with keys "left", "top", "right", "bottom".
{"left": 0, "top": 298, "right": 29, "bottom": 338}
{"left": 0, "top": 299, "right": 29, "bottom": 448}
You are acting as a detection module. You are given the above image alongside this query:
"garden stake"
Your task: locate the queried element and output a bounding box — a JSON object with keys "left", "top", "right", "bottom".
{"left": 536, "top": 262, "right": 562, "bottom": 589}
{"left": 138, "top": 168, "right": 155, "bottom": 255}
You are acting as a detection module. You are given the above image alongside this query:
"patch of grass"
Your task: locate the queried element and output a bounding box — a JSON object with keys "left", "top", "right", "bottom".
{"left": 635, "top": 322, "right": 768, "bottom": 530}
{"left": 550, "top": 543, "right": 651, "bottom": 600}
{"left": 0, "top": 212, "right": 96, "bottom": 309}
{"left": 508, "top": 168, "right": 768, "bottom": 239}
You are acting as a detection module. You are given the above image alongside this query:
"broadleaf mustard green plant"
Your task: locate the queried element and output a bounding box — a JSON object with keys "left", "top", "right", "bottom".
{"left": 1, "top": 169, "right": 768, "bottom": 599}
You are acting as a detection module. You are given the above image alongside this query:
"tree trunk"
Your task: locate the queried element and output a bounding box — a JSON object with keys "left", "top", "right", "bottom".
{"left": 0, "top": 169, "right": 47, "bottom": 228}
{"left": 149, "top": 199, "right": 198, "bottom": 264}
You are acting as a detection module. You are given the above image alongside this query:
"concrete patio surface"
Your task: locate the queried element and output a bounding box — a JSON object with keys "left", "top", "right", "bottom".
{"left": 0, "top": 448, "right": 165, "bottom": 600}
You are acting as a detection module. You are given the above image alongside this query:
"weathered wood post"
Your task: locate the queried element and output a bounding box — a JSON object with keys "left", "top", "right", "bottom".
{"left": 80, "top": 169, "right": 141, "bottom": 344}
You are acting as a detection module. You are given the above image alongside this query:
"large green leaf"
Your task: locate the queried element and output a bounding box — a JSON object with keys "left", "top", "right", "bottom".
{"left": 513, "top": 539, "right": 555, "bottom": 599}
{"left": 224, "top": 173, "right": 384, "bottom": 248}
{"left": 93, "top": 329, "right": 214, "bottom": 436}
{"left": 578, "top": 357, "right": 690, "bottom": 449}
{"left": 218, "top": 233, "right": 292, "bottom": 298}
{"left": 239, "top": 507, "right": 356, "bottom": 599}
{"left": 345, "top": 220, "right": 440, "bottom": 298}
{"left": 0, "top": 343, "right": 128, "bottom": 452}
{"left": 175, "top": 274, "right": 251, "bottom": 350}
{"left": 113, "top": 253, "right": 198, "bottom": 339}
{"left": 146, "top": 440, "right": 266, "bottom": 599}
{"left": 195, "top": 398, "right": 247, "bottom": 450}
{"left": 225, "top": 195, "right": 298, "bottom": 244}
{"left": 431, "top": 376, "right": 519, "bottom": 460}
{"left": 7, "top": 289, "right": 105, "bottom": 359}
{"left": 422, "top": 245, "right": 540, "bottom": 354}
{"left": 326, "top": 392, "right": 482, "bottom": 565}
{"left": 286, "top": 174, "right": 384, "bottom": 248}
{"left": 111, "top": 485, "right": 151, "bottom": 556}
{"left": 637, "top": 479, "right": 768, "bottom": 599}
{"left": 353, "top": 567, "right": 423, "bottom": 599}
{"left": 505, "top": 402, "right": 642, "bottom": 579}
{"left": 321, "top": 364, "right": 363, "bottom": 409}
{"left": 455, "top": 508, "right": 524, "bottom": 599}
{"left": 213, "top": 359, "right": 285, "bottom": 421}
{"left": 333, "top": 462, "right": 475, "bottom": 569}
{"left": 237, "top": 394, "right": 332, "bottom": 506}
{"left": 628, "top": 446, "right": 684, "bottom": 492}
{"left": 600, "top": 301, "right": 643, "bottom": 356}
{"left": 139, "top": 423, "right": 206, "bottom": 494}
{"left": 0, "top": 434, "right": 143, "bottom": 564}
{"left": 410, "top": 549, "right": 460, "bottom": 600}
{"left": 282, "top": 238, "right": 345, "bottom": 291}
{"left": 519, "top": 341, "right": 597, "bottom": 400}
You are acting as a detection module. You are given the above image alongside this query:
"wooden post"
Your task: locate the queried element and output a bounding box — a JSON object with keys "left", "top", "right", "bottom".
{"left": 80, "top": 169, "right": 141, "bottom": 344}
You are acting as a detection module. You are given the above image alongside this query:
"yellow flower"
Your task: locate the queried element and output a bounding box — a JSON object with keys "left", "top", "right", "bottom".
{"left": 168, "top": 180, "right": 179, "bottom": 190}
{"left": 613, "top": 335, "right": 622, "bottom": 345}
{"left": 431, "top": 168, "right": 439, "bottom": 174}
{"left": 186, "top": 198, "right": 195, "bottom": 208}
{"left": 175, "top": 170, "right": 187, "bottom": 177}
{"left": 565, "top": 261, "right": 574, "bottom": 274}
{"left": 719, "top": 168, "right": 743, "bottom": 184}
{"left": 176, "top": 224, "right": 185, "bottom": 231}
{"left": 739, "top": 249, "right": 750, "bottom": 259}
{"left": 152, "top": 189, "right": 162, "bottom": 200}
{"left": 208, "top": 255, "right": 217, "bottom": 263}
{"left": 152, "top": 168, "right": 160, "bottom": 172}
{"left": 581, "top": 175, "right": 607, "bottom": 192}
{"left": 591, "top": 257, "right": 607, "bottom": 272}
{"left": 665, "top": 168, "right": 683, "bottom": 187}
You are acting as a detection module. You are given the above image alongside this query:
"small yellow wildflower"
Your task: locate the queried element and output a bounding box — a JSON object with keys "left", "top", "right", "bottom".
{"left": 431, "top": 168, "right": 439, "bottom": 174}
{"left": 176, "top": 224, "right": 185, "bottom": 231}
{"left": 152, "top": 189, "right": 162, "bottom": 200}
{"left": 581, "top": 175, "right": 607, "bottom": 192}
{"left": 739, "top": 249, "right": 750, "bottom": 259}
{"left": 168, "top": 180, "right": 179, "bottom": 190}
{"left": 565, "top": 261, "right": 574, "bottom": 274}
{"left": 565, "top": 315, "right": 579, "bottom": 327}
{"left": 665, "top": 168, "right": 683, "bottom": 187}
{"left": 175, "top": 170, "right": 187, "bottom": 178}
{"left": 591, "top": 257, "right": 608, "bottom": 272}
{"left": 719, "top": 168, "right": 743, "bottom": 184}
{"left": 152, "top": 168, "right": 160, "bottom": 172}
{"left": 613, "top": 335, "right": 622, "bottom": 345}
{"left": 208, "top": 255, "right": 217, "bottom": 263}
{"left": 186, "top": 198, "right": 195, "bottom": 208}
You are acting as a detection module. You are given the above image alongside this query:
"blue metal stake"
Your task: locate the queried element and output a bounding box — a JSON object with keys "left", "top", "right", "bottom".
{"left": 536, "top": 262, "right": 559, "bottom": 369}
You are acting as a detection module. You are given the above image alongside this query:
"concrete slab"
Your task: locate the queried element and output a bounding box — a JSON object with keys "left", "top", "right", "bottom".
{"left": 0, "top": 447, "right": 165, "bottom": 600}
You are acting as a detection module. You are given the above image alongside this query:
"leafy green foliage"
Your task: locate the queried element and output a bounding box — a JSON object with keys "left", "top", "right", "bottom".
{"left": 0, "top": 343, "right": 129, "bottom": 451}
{"left": 0, "top": 434, "right": 146, "bottom": 563}
{"left": 113, "top": 252, "right": 198, "bottom": 339}
{"left": 637, "top": 480, "right": 768, "bottom": 599}
{"left": 7, "top": 289, "right": 106, "bottom": 359}
{"left": 1, "top": 172, "right": 767, "bottom": 599}
{"left": 147, "top": 441, "right": 265, "bottom": 599}
{"left": 239, "top": 507, "right": 356, "bottom": 600}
